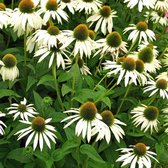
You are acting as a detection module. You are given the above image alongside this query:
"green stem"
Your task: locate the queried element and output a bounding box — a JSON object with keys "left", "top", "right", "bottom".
{"left": 116, "top": 84, "right": 131, "bottom": 114}
{"left": 153, "top": 161, "right": 157, "bottom": 168}
{"left": 11, "top": 0, "right": 14, "bottom": 9}
{"left": 52, "top": 59, "right": 64, "bottom": 111}
{"left": 126, "top": 39, "right": 138, "bottom": 55}
{"left": 24, "top": 26, "right": 27, "bottom": 67}
{"left": 148, "top": 94, "right": 157, "bottom": 105}
{"left": 93, "top": 74, "right": 107, "bottom": 91}
{"left": 158, "top": 46, "right": 168, "bottom": 59}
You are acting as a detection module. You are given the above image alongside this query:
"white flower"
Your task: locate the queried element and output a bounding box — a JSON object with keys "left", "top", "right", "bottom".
{"left": 124, "top": 21, "right": 155, "bottom": 44}
{"left": 0, "top": 54, "right": 19, "bottom": 81}
{"left": 95, "top": 32, "right": 127, "bottom": 60}
{"left": 34, "top": 43, "right": 70, "bottom": 69}
{"left": 124, "top": 0, "right": 156, "bottom": 12}
{"left": 7, "top": 98, "right": 38, "bottom": 121}
{"left": 129, "top": 48, "right": 161, "bottom": 73}
{"left": 0, "top": 112, "right": 7, "bottom": 135}
{"left": 116, "top": 143, "right": 158, "bottom": 168}
{"left": 61, "top": 24, "right": 96, "bottom": 58}
{"left": 103, "top": 57, "right": 139, "bottom": 87}
{"left": 131, "top": 104, "right": 159, "bottom": 133}
{"left": 10, "top": 0, "right": 43, "bottom": 37}
{"left": 146, "top": 11, "right": 168, "bottom": 26}
{"left": 26, "top": 25, "right": 65, "bottom": 53}
{"left": 61, "top": 102, "right": 105, "bottom": 142}
{"left": 87, "top": 5, "right": 117, "bottom": 35}
{"left": 76, "top": 0, "right": 102, "bottom": 14}
{"left": 138, "top": 41, "right": 159, "bottom": 56}
{"left": 59, "top": 0, "right": 77, "bottom": 14}
{"left": 38, "top": 0, "right": 68, "bottom": 24}
{"left": 163, "top": 107, "right": 168, "bottom": 134}
{"left": 144, "top": 78, "right": 168, "bottom": 99}
{"left": 156, "top": 71, "right": 168, "bottom": 81}
{"left": 92, "top": 110, "right": 126, "bottom": 143}
{"left": 155, "top": 0, "right": 168, "bottom": 11}
{"left": 65, "top": 57, "right": 92, "bottom": 75}
{"left": 0, "top": 3, "right": 13, "bottom": 29}
{"left": 15, "top": 117, "right": 57, "bottom": 151}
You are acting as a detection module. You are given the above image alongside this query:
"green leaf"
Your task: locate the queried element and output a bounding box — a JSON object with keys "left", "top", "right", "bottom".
{"left": 7, "top": 148, "right": 33, "bottom": 163}
{"left": 48, "top": 111, "right": 67, "bottom": 122}
{"left": 26, "top": 76, "right": 38, "bottom": 92}
{"left": 58, "top": 71, "right": 73, "bottom": 82}
{"left": 80, "top": 144, "right": 105, "bottom": 164}
{"left": 61, "top": 84, "right": 73, "bottom": 96}
{"left": 33, "top": 91, "right": 44, "bottom": 112}
{"left": 34, "top": 150, "right": 53, "bottom": 168}
{"left": 0, "top": 89, "right": 20, "bottom": 99}
{"left": 52, "top": 139, "right": 80, "bottom": 161}
{"left": 37, "top": 74, "right": 54, "bottom": 86}
{"left": 88, "top": 160, "right": 114, "bottom": 168}
{"left": 101, "top": 97, "right": 111, "bottom": 108}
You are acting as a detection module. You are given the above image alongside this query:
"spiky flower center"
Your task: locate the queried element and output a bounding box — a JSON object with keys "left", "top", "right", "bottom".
{"left": 80, "top": 102, "right": 97, "bottom": 121}
{"left": 122, "top": 57, "right": 136, "bottom": 71}
{"left": 156, "top": 79, "right": 168, "bottom": 89}
{"left": 46, "top": 0, "right": 58, "bottom": 11}
{"left": 73, "top": 24, "right": 89, "bottom": 41}
{"left": 88, "top": 29, "right": 96, "bottom": 40}
{"left": 134, "top": 143, "right": 147, "bottom": 156}
{"left": 138, "top": 47, "right": 154, "bottom": 63}
{"left": 101, "top": 110, "right": 114, "bottom": 126}
{"left": 19, "top": 0, "right": 35, "bottom": 13}
{"left": 18, "top": 104, "right": 27, "bottom": 112}
{"left": 147, "top": 44, "right": 154, "bottom": 50}
{"left": 136, "top": 21, "right": 148, "bottom": 31}
{"left": 144, "top": 106, "right": 159, "bottom": 121}
{"left": 100, "top": 6, "right": 111, "bottom": 18}
{"left": 2, "top": 54, "right": 17, "bottom": 68}
{"left": 83, "top": 0, "right": 93, "bottom": 2}
{"left": 47, "top": 26, "right": 60, "bottom": 35}
{"left": 32, "top": 117, "right": 45, "bottom": 132}
{"left": 0, "top": 3, "right": 6, "bottom": 10}
{"left": 106, "top": 32, "right": 122, "bottom": 48}
{"left": 62, "top": 0, "right": 71, "bottom": 2}
{"left": 136, "top": 59, "right": 144, "bottom": 73}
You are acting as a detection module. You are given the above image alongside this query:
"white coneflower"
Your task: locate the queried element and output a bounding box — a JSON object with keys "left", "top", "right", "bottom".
{"left": 61, "top": 102, "right": 105, "bottom": 142}
{"left": 103, "top": 57, "right": 138, "bottom": 87}
{"left": 15, "top": 117, "right": 57, "bottom": 151}
{"left": 26, "top": 25, "right": 65, "bottom": 53}
{"left": 37, "top": 0, "right": 68, "bottom": 24}
{"left": 34, "top": 43, "right": 70, "bottom": 69}
{"left": 10, "top": 0, "right": 43, "bottom": 37}
{"left": 87, "top": 5, "right": 117, "bottom": 35}
{"left": 0, "top": 112, "right": 7, "bottom": 135}
{"left": 0, "top": 54, "right": 19, "bottom": 81}
{"left": 95, "top": 32, "right": 127, "bottom": 60}
{"left": 116, "top": 143, "right": 158, "bottom": 168}
{"left": 146, "top": 10, "right": 168, "bottom": 26}
{"left": 59, "top": 0, "right": 77, "bottom": 14}
{"left": 65, "top": 57, "right": 92, "bottom": 75}
{"left": 124, "top": 0, "right": 156, "bottom": 12}
{"left": 76, "top": 0, "right": 102, "bottom": 14}
{"left": 138, "top": 42, "right": 159, "bottom": 56}
{"left": 156, "top": 71, "right": 168, "bottom": 81}
{"left": 144, "top": 78, "right": 168, "bottom": 99}
{"left": 124, "top": 21, "right": 155, "bottom": 44}
{"left": 61, "top": 24, "right": 96, "bottom": 58}
{"left": 92, "top": 110, "right": 126, "bottom": 143}
{"left": 155, "top": 0, "right": 168, "bottom": 11}
{"left": 131, "top": 104, "right": 159, "bottom": 133}
{"left": 163, "top": 107, "right": 168, "bottom": 134}
{"left": 161, "top": 49, "right": 168, "bottom": 67}
{"left": 7, "top": 98, "right": 38, "bottom": 121}
{"left": 137, "top": 46, "right": 161, "bottom": 73}
{"left": 0, "top": 3, "right": 12, "bottom": 29}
